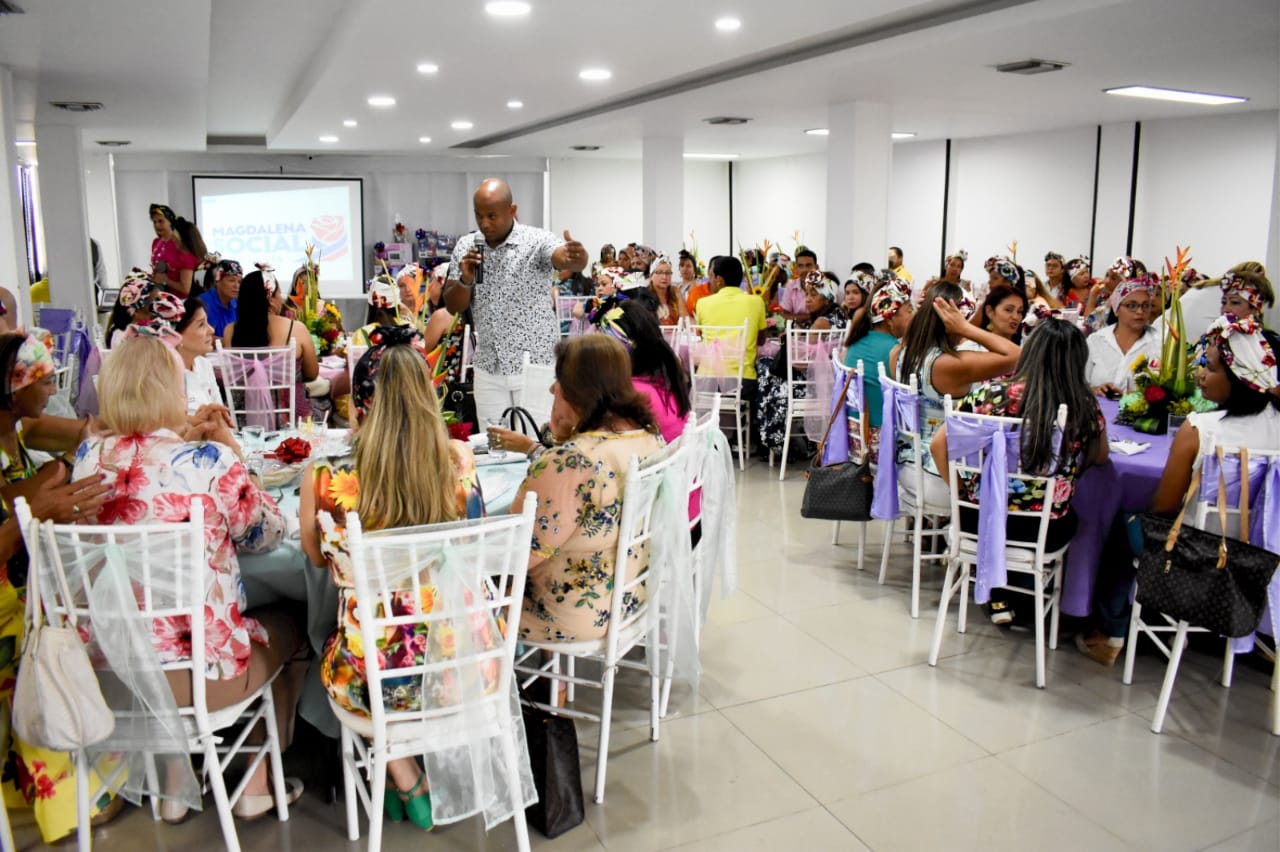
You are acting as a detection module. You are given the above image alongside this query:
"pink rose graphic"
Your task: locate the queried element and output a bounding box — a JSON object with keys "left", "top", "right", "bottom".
{"left": 311, "top": 215, "right": 349, "bottom": 261}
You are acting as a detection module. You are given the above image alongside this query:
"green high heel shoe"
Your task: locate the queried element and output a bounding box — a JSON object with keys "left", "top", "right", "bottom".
{"left": 384, "top": 786, "right": 406, "bottom": 822}
{"left": 402, "top": 774, "right": 433, "bottom": 832}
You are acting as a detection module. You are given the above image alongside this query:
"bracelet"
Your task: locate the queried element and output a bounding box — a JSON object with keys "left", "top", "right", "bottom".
{"left": 457, "top": 279, "right": 475, "bottom": 290}
{"left": 527, "top": 444, "right": 547, "bottom": 464}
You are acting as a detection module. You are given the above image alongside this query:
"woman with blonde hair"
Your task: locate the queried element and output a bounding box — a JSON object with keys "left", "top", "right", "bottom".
{"left": 299, "top": 324, "right": 483, "bottom": 831}
{"left": 74, "top": 331, "right": 305, "bottom": 822}
{"left": 646, "top": 254, "right": 688, "bottom": 327}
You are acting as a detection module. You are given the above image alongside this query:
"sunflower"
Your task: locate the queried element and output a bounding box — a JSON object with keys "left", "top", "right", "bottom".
{"left": 328, "top": 469, "right": 360, "bottom": 511}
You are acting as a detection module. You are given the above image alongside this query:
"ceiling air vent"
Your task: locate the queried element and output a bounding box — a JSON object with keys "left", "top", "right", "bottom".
{"left": 95, "top": 140, "right": 130, "bottom": 147}
{"left": 49, "top": 101, "right": 103, "bottom": 113}
{"left": 995, "top": 59, "right": 1068, "bottom": 75}
{"left": 570, "top": 145, "right": 601, "bottom": 151}
{"left": 704, "top": 116, "right": 751, "bottom": 125}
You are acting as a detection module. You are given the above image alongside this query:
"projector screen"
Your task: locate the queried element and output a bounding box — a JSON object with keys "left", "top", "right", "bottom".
{"left": 193, "top": 176, "right": 365, "bottom": 298}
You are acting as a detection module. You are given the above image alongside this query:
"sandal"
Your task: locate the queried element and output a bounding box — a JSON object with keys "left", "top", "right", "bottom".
{"left": 232, "top": 776, "right": 304, "bottom": 821}
{"left": 399, "top": 773, "right": 434, "bottom": 832}
{"left": 988, "top": 600, "right": 1014, "bottom": 626}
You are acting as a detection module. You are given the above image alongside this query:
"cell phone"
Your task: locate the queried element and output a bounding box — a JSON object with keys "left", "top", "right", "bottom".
{"left": 1104, "top": 387, "right": 1122, "bottom": 400}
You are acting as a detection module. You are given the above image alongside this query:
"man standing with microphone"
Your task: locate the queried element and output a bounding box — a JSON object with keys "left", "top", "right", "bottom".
{"left": 445, "top": 178, "right": 589, "bottom": 426}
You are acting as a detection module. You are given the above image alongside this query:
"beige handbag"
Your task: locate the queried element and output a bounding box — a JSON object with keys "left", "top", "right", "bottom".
{"left": 11, "top": 547, "right": 114, "bottom": 752}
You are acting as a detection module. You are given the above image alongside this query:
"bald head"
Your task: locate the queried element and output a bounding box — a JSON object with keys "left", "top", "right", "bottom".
{"left": 473, "top": 178, "right": 517, "bottom": 246}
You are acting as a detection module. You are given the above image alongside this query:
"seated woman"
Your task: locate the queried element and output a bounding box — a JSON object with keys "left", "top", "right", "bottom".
{"left": 225, "top": 267, "right": 320, "bottom": 421}
{"left": 498, "top": 335, "right": 661, "bottom": 643}
{"left": 888, "top": 281, "right": 1021, "bottom": 507}
{"left": 73, "top": 332, "right": 305, "bottom": 821}
{"left": 396, "top": 263, "right": 425, "bottom": 319}
{"left": 170, "top": 297, "right": 222, "bottom": 413}
{"left": 961, "top": 284, "right": 1028, "bottom": 351}
{"left": 107, "top": 270, "right": 186, "bottom": 348}
{"left": 572, "top": 266, "right": 625, "bottom": 319}
{"left": 1218, "top": 267, "right": 1279, "bottom": 352}
{"left": 646, "top": 254, "right": 688, "bottom": 327}
{"left": 1023, "top": 268, "right": 1061, "bottom": 310}
{"left": 1080, "top": 315, "right": 1280, "bottom": 665}
{"left": 299, "top": 325, "right": 483, "bottom": 831}
{"left": 1059, "top": 256, "right": 1093, "bottom": 309}
{"left": 845, "top": 273, "right": 914, "bottom": 457}
{"left": 0, "top": 331, "right": 118, "bottom": 844}
{"left": 1085, "top": 276, "right": 1162, "bottom": 396}
{"left": 755, "top": 273, "right": 850, "bottom": 459}
{"left": 351, "top": 278, "right": 409, "bottom": 348}
{"left": 930, "top": 318, "right": 1107, "bottom": 624}
{"left": 842, "top": 272, "right": 870, "bottom": 323}
{"left": 1082, "top": 256, "right": 1146, "bottom": 336}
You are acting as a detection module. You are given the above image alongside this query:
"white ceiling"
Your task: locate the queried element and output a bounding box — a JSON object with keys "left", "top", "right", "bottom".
{"left": 1, "top": 0, "right": 1276, "bottom": 161}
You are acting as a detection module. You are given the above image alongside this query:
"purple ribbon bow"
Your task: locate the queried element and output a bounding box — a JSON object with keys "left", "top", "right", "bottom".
{"left": 871, "top": 377, "right": 920, "bottom": 521}
{"left": 945, "top": 416, "right": 1022, "bottom": 603}
{"left": 1203, "top": 453, "right": 1280, "bottom": 648}
{"left": 820, "top": 359, "right": 852, "bottom": 466}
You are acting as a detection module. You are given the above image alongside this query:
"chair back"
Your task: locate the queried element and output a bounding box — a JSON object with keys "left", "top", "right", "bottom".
{"left": 871, "top": 362, "right": 923, "bottom": 520}
{"left": 36, "top": 307, "right": 80, "bottom": 367}
{"left": 687, "top": 319, "right": 749, "bottom": 412}
{"left": 460, "top": 323, "right": 475, "bottom": 383}
{"left": 554, "top": 295, "right": 593, "bottom": 337}
{"left": 215, "top": 339, "right": 298, "bottom": 430}
{"left": 660, "top": 318, "right": 687, "bottom": 348}
{"left": 516, "top": 351, "right": 555, "bottom": 426}
{"left": 942, "top": 398, "right": 1067, "bottom": 598}
{"left": 686, "top": 393, "right": 721, "bottom": 530}
{"left": 831, "top": 354, "right": 871, "bottom": 463}
{"left": 1194, "top": 445, "right": 1280, "bottom": 546}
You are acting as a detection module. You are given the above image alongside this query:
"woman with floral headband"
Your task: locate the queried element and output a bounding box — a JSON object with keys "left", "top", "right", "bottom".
{"left": 0, "top": 330, "right": 118, "bottom": 843}
{"left": 646, "top": 254, "right": 688, "bottom": 327}
{"left": 108, "top": 270, "right": 187, "bottom": 348}
{"left": 889, "top": 281, "right": 1021, "bottom": 506}
{"left": 1079, "top": 315, "right": 1280, "bottom": 666}
{"left": 1085, "top": 275, "right": 1161, "bottom": 397}
{"left": 148, "top": 203, "right": 207, "bottom": 297}
{"left": 844, "top": 273, "right": 915, "bottom": 457}
{"left": 1081, "top": 256, "right": 1147, "bottom": 336}
{"left": 197, "top": 258, "right": 243, "bottom": 338}
{"left": 1059, "top": 256, "right": 1093, "bottom": 309}
{"left": 299, "top": 325, "right": 483, "bottom": 831}
{"left": 351, "top": 277, "right": 408, "bottom": 348}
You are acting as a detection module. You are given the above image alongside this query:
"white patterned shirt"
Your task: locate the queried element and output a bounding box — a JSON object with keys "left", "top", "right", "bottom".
{"left": 448, "top": 222, "right": 563, "bottom": 375}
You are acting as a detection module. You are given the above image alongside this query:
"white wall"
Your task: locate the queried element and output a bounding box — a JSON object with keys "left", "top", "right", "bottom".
{"left": 683, "top": 161, "right": 730, "bottom": 260}
{"left": 948, "top": 126, "right": 1098, "bottom": 278}
{"left": 731, "top": 154, "right": 827, "bottom": 265}
{"left": 887, "top": 140, "right": 946, "bottom": 278}
{"left": 546, "top": 158, "right": 640, "bottom": 263}
{"left": 110, "top": 152, "right": 547, "bottom": 282}
{"left": 83, "top": 152, "right": 122, "bottom": 285}
{"left": 1133, "top": 111, "right": 1278, "bottom": 277}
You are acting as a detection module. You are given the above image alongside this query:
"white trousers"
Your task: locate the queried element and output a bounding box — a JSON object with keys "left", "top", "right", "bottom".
{"left": 473, "top": 366, "right": 523, "bottom": 428}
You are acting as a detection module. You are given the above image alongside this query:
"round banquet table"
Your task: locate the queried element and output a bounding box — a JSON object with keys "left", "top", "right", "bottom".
{"left": 238, "top": 449, "right": 530, "bottom": 737}
{"left": 1061, "top": 397, "right": 1174, "bottom": 617}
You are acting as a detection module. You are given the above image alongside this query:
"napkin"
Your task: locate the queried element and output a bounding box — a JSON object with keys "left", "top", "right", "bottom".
{"left": 1109, "top": 439, "right": 1151, "bottom": 456}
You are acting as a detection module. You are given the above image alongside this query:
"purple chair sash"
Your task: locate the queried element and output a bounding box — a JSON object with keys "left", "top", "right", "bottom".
{"left": 945, "top": 416, "right": 1021, "bottom": 603}
{"left": 75, "top": 345, "right": 101, "bottom": 417}
{"left": 871, "top": 377, "right": 920, "bottom": 521}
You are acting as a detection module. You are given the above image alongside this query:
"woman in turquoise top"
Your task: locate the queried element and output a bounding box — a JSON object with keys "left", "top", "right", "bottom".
{"left": 845, "top": 272, "right": 915, "bottom": 434}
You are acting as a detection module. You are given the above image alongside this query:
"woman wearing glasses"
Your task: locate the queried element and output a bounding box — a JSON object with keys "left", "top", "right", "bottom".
{"left": 1086, "top": 276, "right": 1162, "bottom": 397}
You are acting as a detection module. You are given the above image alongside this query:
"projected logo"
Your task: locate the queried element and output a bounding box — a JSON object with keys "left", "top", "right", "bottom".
{"left": 310, "top": 215, "right": 349, "bottom": 262}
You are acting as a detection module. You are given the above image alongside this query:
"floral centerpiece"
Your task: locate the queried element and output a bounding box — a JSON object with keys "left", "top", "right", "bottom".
{"left": 1115, "top": 246, "right": 1215, "bottom": 433}
{"left": 300, "top": 243, "right": 345, "bottom": 356}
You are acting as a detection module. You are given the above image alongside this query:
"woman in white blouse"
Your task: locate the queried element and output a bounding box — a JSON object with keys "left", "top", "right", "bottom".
{"left": 175, "top": 296, "right": 222, "bottom": 413}
{"left": 1085, "top": 278, "right": 1162, "bottom": 396}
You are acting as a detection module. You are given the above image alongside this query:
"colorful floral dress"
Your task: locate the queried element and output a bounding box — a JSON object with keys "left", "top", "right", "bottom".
{"left": 72, "top": 431, "right": 286, "bottom": 679}
{"left": 955, "top": 379, "right": 1105, "bottom": 516}
{"left": 514, "top": 429, "right": 662, "bottom": 643}
{"left": 315, "top": 442, "right": 486, "bottom": 716}
{"left": 0, "top": 429, "right": 101, "bottom": 844}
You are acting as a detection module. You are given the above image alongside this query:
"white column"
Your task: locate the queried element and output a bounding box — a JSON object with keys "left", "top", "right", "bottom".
{"left": 642, "top": 136, "right": 684, "bottom": 257}
{"left": 33, "top": 123, "right": 96, "bottom": 320}
{"left": 825, "top": 101, "right": 891, "bottom": 276}
{"left": 83, "top": 151, "right": 123, "bottom": 287}
{"left": 0, "top": 67, "right": 30, "bottom": 324}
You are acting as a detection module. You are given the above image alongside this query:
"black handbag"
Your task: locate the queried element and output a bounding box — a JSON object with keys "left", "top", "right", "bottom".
{"left": 443, "top": 380, "right": 477, "bottom": 429}
{"left": 800, "top": 369, "right": 874, "bottom": 522}
{"left": 1136, "top": 447, "right": 1280, "bottom": 638}
{"left": 520, "top": 698, "right": 585, "bottom": 838}
{"left": 500, "top": 405, "right": 545, "bottom": 441}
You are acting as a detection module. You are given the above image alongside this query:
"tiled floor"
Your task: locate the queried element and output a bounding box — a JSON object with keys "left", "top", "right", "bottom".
{"left": 12, "top": 463, "right": 1280, "bottom": 850}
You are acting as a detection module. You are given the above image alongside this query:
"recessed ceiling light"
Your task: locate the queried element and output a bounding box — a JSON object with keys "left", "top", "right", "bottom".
{"left": 418, "top": 136, "right": 432, "bottom": 144}
{"left": 507, "top": 99, "right": 524, "bottom": 109}
{"left": 891, "top": 132, "right": 916, "bottom": 140}
{"left": 578, "top": 68, "right": 612, "bottom": 82}
{"left": 343, "top": 119, "right": 358, "bottom": 128}
{"left": 1104, "top": 85, "right": 1247, "bottom": 106}
{"left": 570, "top": 145, "right": 601, "bottom": 151}
{"left": 416, "top": 62, "right": 439, "bottom": 74}
{"left": 683, "top": 152, "right": 739, "bottom": 160}
{"left": 451, "top": 120, "right": 474, "bottom": 130}
{"left": 319, "top": 135, "right": 339, "bottom": 143}
{"left": 14, "top": 140, "right": 36, "bottom": 147}
{"left": 367, "top": 95, "right": 396, "bottom": 107}
{"left": 485, "top": 1, "right": 530, "bottom": 16}
{"left": 714, "top": 16, "right": 741, "bottom": 31}
{"left": 804, "top": 128, "right": 830, "bottom": 136}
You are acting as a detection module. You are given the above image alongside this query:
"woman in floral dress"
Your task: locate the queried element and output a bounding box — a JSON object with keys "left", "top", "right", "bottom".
{"left": 299, "top": 325, "right": 484, "bottom": 831}
{"left": 0, "top": 331, "right": 116, "bottom": 843}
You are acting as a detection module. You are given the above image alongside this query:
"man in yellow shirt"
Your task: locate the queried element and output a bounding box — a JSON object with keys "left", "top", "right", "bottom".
{"left": 889, "top": 246, "right": 913, "bottom": 283}
{"left": 694, "top": 255, "right": 768, "bottom": 398}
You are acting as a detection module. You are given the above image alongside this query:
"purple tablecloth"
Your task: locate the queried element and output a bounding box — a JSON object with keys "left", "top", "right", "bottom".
{"left": 1061, "top": 398, "right": 1174, "bottom": 616}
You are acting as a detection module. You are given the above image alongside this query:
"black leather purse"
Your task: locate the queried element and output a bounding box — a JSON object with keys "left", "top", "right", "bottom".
{"left": 800, "top": 369, "right": 874, "bottom": 522}
{"left": 1136, "top": 448, "right": 1280, "bottom": 638}
{"left": 520, "top": 698, "right": 585, "bottom": 838}
{"left": 499, "top": 405, "right": 545, "bottom": 441}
